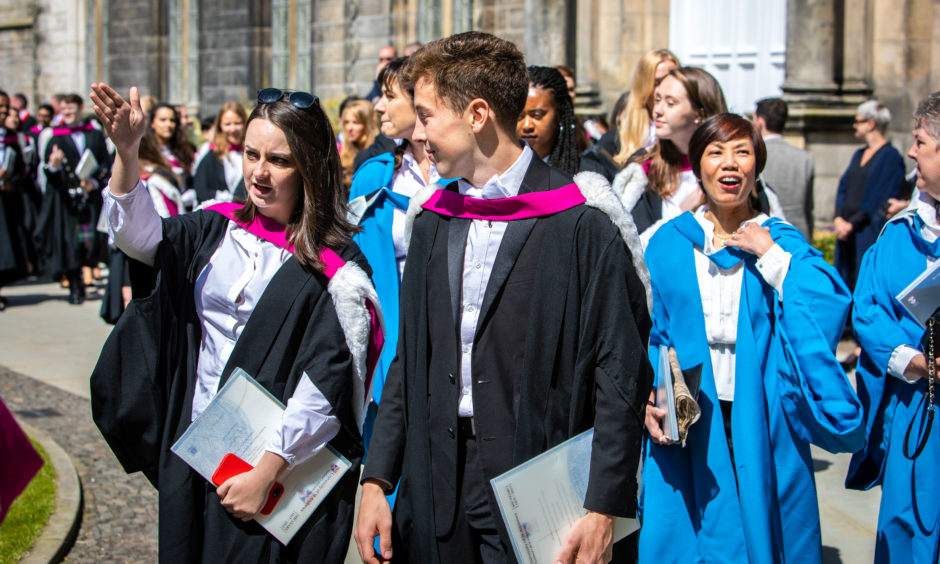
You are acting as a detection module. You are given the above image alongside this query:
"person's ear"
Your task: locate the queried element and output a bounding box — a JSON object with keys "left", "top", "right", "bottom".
{"left": 466, "top": 98, "right": 490, "bottom": 133}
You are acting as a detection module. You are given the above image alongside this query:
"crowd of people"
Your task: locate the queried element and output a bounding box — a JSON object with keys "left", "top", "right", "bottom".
{"left": 0, "top": 28, "right": 936, "bottom": 564}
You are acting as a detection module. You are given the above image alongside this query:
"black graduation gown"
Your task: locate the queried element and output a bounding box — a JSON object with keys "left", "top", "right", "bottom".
{"left": 90, "top": 210, "right": 367, "bottom": 563}
{"left": 363, "top": 157, "right": 653, "bottom": 562}
{"left": 0, "top": 136, "right": 35, "bottom": 285}
{"left": 193, "top": 149, "right": 246, "bottom": 203}
{"left": 35, "top": 125, "right": 112, "bottom": 275}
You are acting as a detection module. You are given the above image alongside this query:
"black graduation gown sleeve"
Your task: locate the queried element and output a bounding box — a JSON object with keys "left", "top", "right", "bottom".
{"left": 572, "top": 212, "right": 652, "bottom": 514}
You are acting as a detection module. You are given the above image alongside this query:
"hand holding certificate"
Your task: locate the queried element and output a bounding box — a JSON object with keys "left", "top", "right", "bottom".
{"left": 171, "top": 368, "right": 352, "bottom": 545}
{"left": 489, "top": 429, "right": 638, "bottom": 564}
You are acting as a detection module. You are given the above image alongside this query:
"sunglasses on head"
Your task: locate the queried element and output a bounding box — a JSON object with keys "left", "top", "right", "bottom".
{"left": 257, "top": 88, "right": 319, "bottom": 109}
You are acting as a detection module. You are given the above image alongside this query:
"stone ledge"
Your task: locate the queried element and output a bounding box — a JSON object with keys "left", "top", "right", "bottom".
{"left": 0, "top": 18, "right": 34, "bottom": 30}
{"left": 17, "top": 419, "right": 83, "bottom": 564}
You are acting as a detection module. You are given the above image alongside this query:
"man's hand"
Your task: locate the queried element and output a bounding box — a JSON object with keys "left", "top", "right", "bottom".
{"left": 47, "top": 144, "right": 65, "bottom": 169}
{"left": 554, "top": 511, "right": 615, "bottom": 564}
{"left": 355, "top": 480, "right": 394, "bottom": 563}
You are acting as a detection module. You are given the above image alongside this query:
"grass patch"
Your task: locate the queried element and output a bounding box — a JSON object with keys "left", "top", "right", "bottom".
{"left": 0, "top": 437, "right": 56, "bottom": 564}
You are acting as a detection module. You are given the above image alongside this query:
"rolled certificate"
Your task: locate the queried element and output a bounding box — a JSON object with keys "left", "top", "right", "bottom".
{"left": 668, "top": 347, "right": 701, "bottom": 447}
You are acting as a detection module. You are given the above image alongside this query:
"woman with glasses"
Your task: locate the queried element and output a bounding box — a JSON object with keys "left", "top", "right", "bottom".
{"left": 89, "top": 83, "right": 382, "bottom": 563}
{"left": 833, "top": 99, "right": 906, "bottom": 292}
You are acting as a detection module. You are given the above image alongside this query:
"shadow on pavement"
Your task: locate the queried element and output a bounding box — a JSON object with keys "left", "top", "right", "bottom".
{"left": 822, "top": 545, "right": 842, "bottom": 563}
{"left": 813, "top": 458, "right": 833, "bottom": 472}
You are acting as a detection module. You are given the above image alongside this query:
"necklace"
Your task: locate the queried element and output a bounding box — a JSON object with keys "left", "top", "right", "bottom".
{"left": 713, "top": 230, "right": 734, "bottom": 247}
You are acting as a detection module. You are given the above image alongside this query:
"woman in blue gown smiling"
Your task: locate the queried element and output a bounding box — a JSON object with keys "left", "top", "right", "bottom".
{"left": 640, "top": 113, "right": 864, "bottom": 563}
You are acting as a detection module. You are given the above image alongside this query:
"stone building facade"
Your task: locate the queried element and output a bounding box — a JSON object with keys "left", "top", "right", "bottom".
{"left": 1, "top": 0, "right": 936, "bottom": 224}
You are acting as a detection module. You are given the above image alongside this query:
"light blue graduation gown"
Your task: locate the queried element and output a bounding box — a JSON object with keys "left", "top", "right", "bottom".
{"left": 640, "top": 212, "right": 864, "bottom": 563}
{"left": 846, "top": 208, "right": 940, "bottom": 563}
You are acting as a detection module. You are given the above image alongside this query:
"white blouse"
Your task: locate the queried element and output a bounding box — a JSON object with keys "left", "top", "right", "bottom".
{"left": 104, "top": 180, "right": 339, "bottom": 468}
{"left": 390, "top": 148, "right": 440, "bottom": 279}
{"left": 661, "top": 169, "right": 700, "bottom": 224}
{"left": 692, "top": 210, "right": 791, "bottom": 401}
{"left": 220, "top": 149, "right": 243, "bottom": 193}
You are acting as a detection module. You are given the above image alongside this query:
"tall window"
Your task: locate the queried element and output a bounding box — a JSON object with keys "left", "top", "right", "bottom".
{"left": 669, "top": 0, "right": 786, "bottom": 114}
{"left": 272, "top": 0, "right": 312, "bottom": 91}
{"left": 168, "top": 0, "right": 200, "bottom": 107}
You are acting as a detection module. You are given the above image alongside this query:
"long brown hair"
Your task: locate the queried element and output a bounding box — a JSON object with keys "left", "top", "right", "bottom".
{"left": 631, "top": 66, "right": 727, "bottom": 199}
{"left": 211, "top": 101, "right": 247, "bottom": 159}
{"left": 234, "top": 93, "right": 357, "bottom": 272}
{"left": 147, "top": 102, "right": 194, "bottom": 169}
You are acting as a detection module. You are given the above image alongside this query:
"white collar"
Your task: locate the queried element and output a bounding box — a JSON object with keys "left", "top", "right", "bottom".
{"left": 911, "top": 189, "right": 940, "bottom": 229}
{"left": 458, "top": 144, "right": 533, "bottom": 199}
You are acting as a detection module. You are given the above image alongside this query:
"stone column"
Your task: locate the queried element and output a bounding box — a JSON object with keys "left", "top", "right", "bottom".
{"left": 523, "top": 0, "right": 568, "bottom": 67}
{"left": 781, "top": 0, "right": 839, "bottom": 98}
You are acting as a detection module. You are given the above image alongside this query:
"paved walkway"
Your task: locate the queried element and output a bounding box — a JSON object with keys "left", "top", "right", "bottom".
{"left": 0, "top": 278, "right": 881, "bottom": 562}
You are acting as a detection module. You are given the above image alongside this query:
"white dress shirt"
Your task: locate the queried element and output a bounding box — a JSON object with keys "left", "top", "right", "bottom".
{"left": 391, "top": 148, "right": 440, "bottom": 279}
{"left": 661, "top": 169, "right": 700, "bottom": 223}
{"left": 692, "top": 211, "right": 791, "bottom": 401}
{"left": 104, "top": 180, "right": 339, "bottom": 467}
{"left": 221, "top": 149, "right": 243, "bottom": 193}
{"left": 888, "top": 189, "right": 940, "bottom": 383}
{"left": 456, "top": 145, "right": 533, "bottom": 417}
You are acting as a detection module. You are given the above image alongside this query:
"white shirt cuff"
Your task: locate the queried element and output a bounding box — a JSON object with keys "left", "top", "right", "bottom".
{"left": 888, "top": 345, "right": 923, "bottom": 383}
{"left": 104, "top": 178, "right": 163, "bottom": 266}
{"left": 266, "top": 373, "right": 340, "bottom": 469}
{"left": 755, "top": 243, "right": 791, "bottom": 300}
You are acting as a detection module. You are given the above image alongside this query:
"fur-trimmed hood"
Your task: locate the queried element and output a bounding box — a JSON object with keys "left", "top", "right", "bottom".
{"left": 326, "top": 260, "right": 385, "bottom": 429}
{"left": 612, "top": 162, "right": 649, "bottom": 212}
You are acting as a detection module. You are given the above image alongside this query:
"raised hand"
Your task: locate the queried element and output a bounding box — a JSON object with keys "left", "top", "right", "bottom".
{"left": 89, "top": 83, "right": 147, "bottom": 155}
{"left": 48, "top": 144, "right": 65, "bottom": 169}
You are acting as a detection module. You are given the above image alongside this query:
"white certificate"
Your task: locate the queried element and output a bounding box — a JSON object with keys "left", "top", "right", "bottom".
{"left": 489, "top": 429, "right": 639, "bottom": 564}
{"left": 171, "top": 368, "right": 352, "bottom": 545}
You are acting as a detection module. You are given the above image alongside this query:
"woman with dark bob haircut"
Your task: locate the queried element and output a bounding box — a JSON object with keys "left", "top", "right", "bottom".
{"left": 639, "top": 113, "right": 864, "bottom": 563}
{"left": 87, "top": 82, "right": 383, "bottom": 563}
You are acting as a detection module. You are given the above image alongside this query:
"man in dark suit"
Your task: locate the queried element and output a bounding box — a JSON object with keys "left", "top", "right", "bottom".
{"left": 354, "top": 32, "right": 652, "bottom": 564}
{"left": 755, "top": 97, "right": 815, "bottom": 239}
